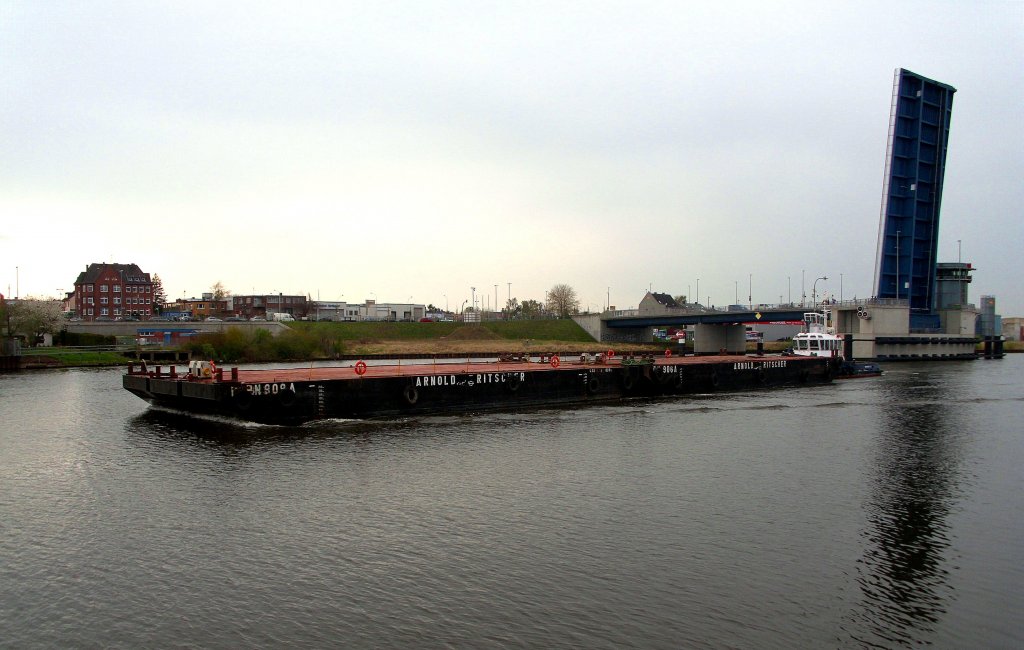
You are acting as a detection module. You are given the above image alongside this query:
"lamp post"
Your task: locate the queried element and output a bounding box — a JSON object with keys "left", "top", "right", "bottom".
{"left": 748, "top": 273, "right": 752, "bottom": 309}
{"left": 812, "top": 276, "right": 828, "bottom": 308}
{"left": 696, "top": 278, "right": 700, "bottom": 309}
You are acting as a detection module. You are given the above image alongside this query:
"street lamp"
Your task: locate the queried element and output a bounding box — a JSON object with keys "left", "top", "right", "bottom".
{"left": 812, "top": 276, "right": 828, "bottom": 308}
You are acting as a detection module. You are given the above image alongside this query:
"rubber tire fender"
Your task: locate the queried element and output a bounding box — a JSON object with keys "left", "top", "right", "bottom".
{"left": 403, "top": 384, "right": 419, "bottom": 405}
{"left": 278, "top": 387, "right": 298, "bottom": 408}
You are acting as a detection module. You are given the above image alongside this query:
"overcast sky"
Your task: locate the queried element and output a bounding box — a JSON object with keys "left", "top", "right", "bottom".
{"left": 3, "top": 1, "right": 1022, "bottom": 315}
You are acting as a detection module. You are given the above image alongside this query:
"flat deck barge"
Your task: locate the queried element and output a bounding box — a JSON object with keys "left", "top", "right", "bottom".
{"left": 123, "top": 352, "right": 839, "bottom": 424}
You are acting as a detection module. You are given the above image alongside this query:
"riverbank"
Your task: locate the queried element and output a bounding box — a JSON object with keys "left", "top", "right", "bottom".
{"left": 7, "top": 321, "right": 1022, "bottom": 371}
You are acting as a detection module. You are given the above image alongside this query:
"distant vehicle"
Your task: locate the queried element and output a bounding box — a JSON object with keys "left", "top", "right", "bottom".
{"left": 250, "top": 317, "right": 266, "bottom": 322}
{"left": 95, "top": 316, "right": 112, "bottom": 321}
{"left": 224, "top": 316, "right": 243, "bottom": 322}
{"left": 745, "top": 327, "right": 763, "bottom": 341}
{"left": 268, "top": 312, "right": 294, "bottom": 322}
{"left": 206, "top": 317, "right": 222, "bottom": 322}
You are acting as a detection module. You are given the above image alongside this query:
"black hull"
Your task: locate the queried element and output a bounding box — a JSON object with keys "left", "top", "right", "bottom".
{"left": 124, "top": 357, "right": 837, "bottom": 425}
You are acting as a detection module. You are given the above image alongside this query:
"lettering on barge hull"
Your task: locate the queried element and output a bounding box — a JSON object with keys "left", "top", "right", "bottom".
{"left": 232, "top": 382, "right": 297, "bottom": 397}
{"left": 413, "top": 372, "right": 526, "bottom": 388}
{"left": 733, "top": 360, "right": 788, "bottom": 370}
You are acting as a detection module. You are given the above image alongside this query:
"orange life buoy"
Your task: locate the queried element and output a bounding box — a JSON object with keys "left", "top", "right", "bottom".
{"left": 606, "top": 349, "right": 615, "bottom": 358}
{"left": 550, "top": 355, "right": 560, "bottom": 368}
{"left": 354, "top": 360, "right": 367, "bottom": 375}
{"left": 664, "top": 349, "right": 672, "bottom": 357}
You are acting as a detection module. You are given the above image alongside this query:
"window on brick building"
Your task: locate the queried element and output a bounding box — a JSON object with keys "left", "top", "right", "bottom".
{"left": 100, "top": 285, "right": 108, "bottom": 292}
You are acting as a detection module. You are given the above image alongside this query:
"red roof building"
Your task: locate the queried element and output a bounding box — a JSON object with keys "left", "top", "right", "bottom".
{"left": 73, "top": 263, "right": 154, "bottom": 321}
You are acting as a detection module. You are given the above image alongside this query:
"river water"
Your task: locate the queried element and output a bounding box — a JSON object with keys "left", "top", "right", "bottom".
{"left": 1, "top": 357, "right": 1022, "bottom": 648}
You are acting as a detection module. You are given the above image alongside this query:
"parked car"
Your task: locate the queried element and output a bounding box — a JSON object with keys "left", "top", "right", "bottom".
{"left": 206, "top": 317, "right": 222, "bottom": 322}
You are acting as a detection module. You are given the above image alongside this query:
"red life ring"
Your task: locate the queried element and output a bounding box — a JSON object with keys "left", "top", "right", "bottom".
{"left": 664, "top": 349, "right": 672, "bottom": 357}
{"left": 550, "top": 355, "right": 560, "bottom": 368}
{"left": 354, "top": 360, "right": 367, "bottom": 375}
{"left": 606, "top": 349, "right": 615, "bottom": 358}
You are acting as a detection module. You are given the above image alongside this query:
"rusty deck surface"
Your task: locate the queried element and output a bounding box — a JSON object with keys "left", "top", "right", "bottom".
{"left": 148, "top": 354, "right": 813, "bottom": 384}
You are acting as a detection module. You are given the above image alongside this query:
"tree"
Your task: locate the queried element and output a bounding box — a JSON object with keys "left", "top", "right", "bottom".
{"left": 545, "top": 284, "right": 580, "bottom": 319}
{"left": 5, "top": 298, "right": 64, "bottom": 344}
{"left": 211, "top": 281, "right": 230, "bottom": 300}
{"left": 520, "top": 299, "right": 543, "bottom": 319}
{"left": 152, "top": 274, "right": 167, "bottom": 310}
{"left": 503, "top": 297, "right": 521, "bottom": 320}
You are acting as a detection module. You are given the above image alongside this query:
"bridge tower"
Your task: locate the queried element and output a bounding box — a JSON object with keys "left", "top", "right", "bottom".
{"left": 872, "top": 69, "right": 956, "bottom": 329}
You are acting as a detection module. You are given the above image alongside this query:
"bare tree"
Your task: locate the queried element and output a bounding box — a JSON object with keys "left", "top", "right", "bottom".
{"left": 211, "top": 281, "right": 231, "bottom": 300}
{"left": 545, "top": 284, "right": 580, "bottom": 319}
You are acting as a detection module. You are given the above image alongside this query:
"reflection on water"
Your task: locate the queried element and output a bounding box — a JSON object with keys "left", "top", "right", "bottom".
{"left": 848, "top": 370, "right": 967, "bottom": 646}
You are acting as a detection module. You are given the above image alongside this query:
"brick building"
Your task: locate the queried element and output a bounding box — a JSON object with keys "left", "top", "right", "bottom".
{"left": 171, "top": 294, "right": 230, "bottom": 320}
{"left": 73, "top": 263, "right": 154, "bottom": 321}
{"left": 229, "top": 294, "right": 310, "bottom": 320}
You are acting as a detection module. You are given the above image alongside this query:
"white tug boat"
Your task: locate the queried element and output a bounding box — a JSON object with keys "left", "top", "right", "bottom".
{"left": 792, "top": 311, "right": 843, "bottom": 358}
{"left": 790, "top": 310, "right": 883, "bottom": 378}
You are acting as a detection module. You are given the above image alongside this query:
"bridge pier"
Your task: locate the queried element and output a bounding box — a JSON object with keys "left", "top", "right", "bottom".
{"left": 693, "top": 323, "right": 746, "bottom": 355}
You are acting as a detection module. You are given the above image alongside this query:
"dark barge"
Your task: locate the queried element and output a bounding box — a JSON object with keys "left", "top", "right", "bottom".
{"left": 123, "top": 352, "right": 840, "bottom": 425}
